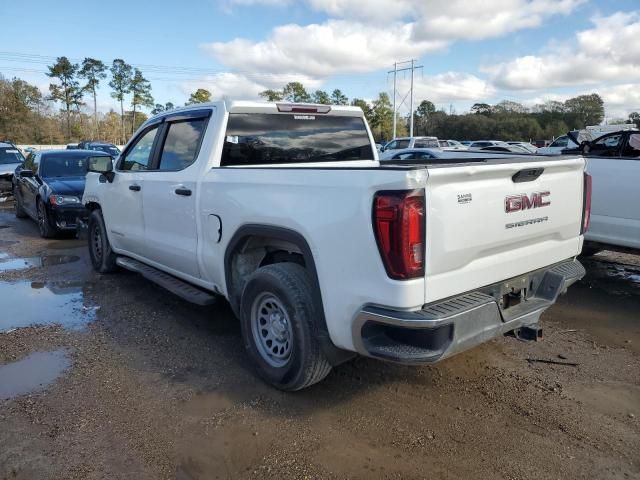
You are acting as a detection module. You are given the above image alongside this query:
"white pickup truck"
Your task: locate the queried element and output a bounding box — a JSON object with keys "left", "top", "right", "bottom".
{"left": 82, "top": 101, "right": 589, "bottom": 390}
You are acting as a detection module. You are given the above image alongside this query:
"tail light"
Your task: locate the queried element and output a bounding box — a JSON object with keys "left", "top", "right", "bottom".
{"left": 581, "top": 172, "right": 592, "bottom": 233}
{"left": 373, "top": 190, "right": 425, "bottom": 279}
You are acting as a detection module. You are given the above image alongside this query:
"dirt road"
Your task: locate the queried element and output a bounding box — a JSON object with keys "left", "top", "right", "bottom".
{"left": 0, "top": 204, "right": 638, "bottom": 480}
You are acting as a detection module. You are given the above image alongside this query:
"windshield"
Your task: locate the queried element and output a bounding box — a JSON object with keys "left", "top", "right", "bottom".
{"left": 40, "top": 154, "right": 106, "bottom": 177}
{"left": 91, "top": 145, "right": 120, "bottom": 156}
{"left": 0, "top": 147, "right": 25, "bottom": 165}
{"left": 221, "top": 114, "right": 374, "bottom": 166}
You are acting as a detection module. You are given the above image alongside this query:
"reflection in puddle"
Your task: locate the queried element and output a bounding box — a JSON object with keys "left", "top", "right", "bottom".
{"left": 0, "top": 252, "right": 8, "bottom": 260}
{"left": 0, "top": 281, "right": 97, "bottom": 332}
{"left": 0, "top": 350, "right": 70, "bottom": 401}
{"left": 0, "top": 254, "right": 80, "bottom": 272}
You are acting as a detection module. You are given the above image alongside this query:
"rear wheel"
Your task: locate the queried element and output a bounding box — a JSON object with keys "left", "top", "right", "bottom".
{"left": 13, "top": 187, "right": 27, "bottom": 218}
{"left": 37, "top": 200, "right": 57, "bottom": 238}
{"left": 240, "top": 263, "right": 332, "bottom": 391}
{"left": 88, "top": 209, "right": 117, "bottom": 273}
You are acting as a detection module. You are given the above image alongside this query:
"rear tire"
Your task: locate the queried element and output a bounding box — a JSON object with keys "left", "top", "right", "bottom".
{"left": 88, "top": 209, "right": 117, "bottom": 273}
{"left": 13, "top": 187, "right": 27, "bottom": 218}
{"left": 239, "top": 263, "right": 332, "bottom": 391}
{"left": 37, "top": 200, "right": 57, "bottom": 238}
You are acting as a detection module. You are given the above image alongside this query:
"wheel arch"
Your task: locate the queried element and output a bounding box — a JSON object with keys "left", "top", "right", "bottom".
{"left": 224, "top": 224, "right": 354, "bottom": 366}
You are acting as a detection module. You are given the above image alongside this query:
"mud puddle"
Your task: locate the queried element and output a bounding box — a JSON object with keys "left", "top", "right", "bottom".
{"left": 0, "top": 254, "right": 79, "bottom": 272}
{"left": 0, "top": 281, "right": 98, "bottom": 332}
{"left": 0, "top": 350, "right": 70, "bottom": 401}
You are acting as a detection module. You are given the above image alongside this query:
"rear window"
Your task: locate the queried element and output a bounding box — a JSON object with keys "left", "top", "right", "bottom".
{"left": 40, "top": 154, "right": 106, "bottom": 177}
{"left": 221, "top": 113, "right": 374, "bottom": 166}
{"left": 0, "top": 147, "right": 25, "bottom": 165}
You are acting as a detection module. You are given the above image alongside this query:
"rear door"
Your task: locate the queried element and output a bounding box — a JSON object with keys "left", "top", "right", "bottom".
{"left": 585, "top": 132, "right": 640, "bottom": 249}
{"left": 141, "top": 110, "right": 211, "bottom": 278}
{"left": 423, "top": 157, "right": 585, "bottom": 302}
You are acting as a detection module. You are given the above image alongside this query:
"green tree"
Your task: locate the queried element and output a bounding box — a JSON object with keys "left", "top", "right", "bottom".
{"left": 78, "top": 58, "right": 107, "bottom": 138}
{"left": 109, "top": 59, "right": 133, "bottom": 144}
{"left": 151, "top": 102, "right": 175, "bottom": 115}
{"left": 283, "top": 82, "right": 311, "bottom": 103}
{"left": 313, "top": 90, "right": 331, "bottom": 104}
{"left": 47, "top": 56, "right": 80, "bottom": 141}
{"left": 187, "top": 88, "right": 211, "bottom": 105}
{"left": 258, "top": 89, "right": 284, "bottom": 101}
{"left": 564, "top": 94, "right": 604, "bottom": 128}
{"left": 415, "top": 100, "right": 436, "bottom": 135}
{"left": 331, "top": 89, "right": 348, "bottom": 105}
{"left": 351, "top": 98, "right": 373, "bottom": 126}
{"left": 471, "top": 103, "right": 492, "bottom": 115}
{"left": 130, "top": 68, "right": 154, "bottom": 134}
{"left": 370, "top": 92, "right": 394, "bottom": 141}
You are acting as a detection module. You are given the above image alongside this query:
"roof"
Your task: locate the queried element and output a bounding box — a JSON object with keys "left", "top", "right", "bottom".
{"left": 36, "top": 149, "right": 111, "bottom": 156}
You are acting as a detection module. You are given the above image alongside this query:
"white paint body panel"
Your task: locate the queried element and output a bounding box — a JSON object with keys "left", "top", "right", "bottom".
{"left": 84, "top": 100, "right": 586, "bottom": 353}
{"left": 585, "top": 156, "right": 640, "bottom": 250}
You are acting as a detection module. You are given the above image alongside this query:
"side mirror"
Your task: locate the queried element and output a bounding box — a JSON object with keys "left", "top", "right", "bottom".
{"left": 88, "top": 156, "right": 114, "bottom": 182}
{"left": 19, "top": 169, "right": 34, "bottom": 178}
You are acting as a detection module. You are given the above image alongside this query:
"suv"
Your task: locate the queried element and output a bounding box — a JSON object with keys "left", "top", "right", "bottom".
{"left": 382, "top": 136, "right": 439, "bottom": 151}
{"left": 82, "top": 101, "right": 589, "bottom": 390}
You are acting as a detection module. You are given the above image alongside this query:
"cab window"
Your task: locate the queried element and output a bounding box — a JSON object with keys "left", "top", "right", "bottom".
{"left": 158, "top": 119, "right": 206, "bottom": 171}
{"left": 550, "top": 136, "right": 568, "bottom": 148}
{"left": 119, "top": 126, "right": 159, "bottom": 171}
{"left": 588, "top": 134, "right": 622, "bottom": 157}
{"left": 622, "top": 133, "right": 640, "bottom": 158}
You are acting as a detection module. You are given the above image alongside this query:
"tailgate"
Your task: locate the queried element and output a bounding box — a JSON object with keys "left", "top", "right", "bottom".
{"left": 424, "top": 157, "right": 585, "bottom": 303}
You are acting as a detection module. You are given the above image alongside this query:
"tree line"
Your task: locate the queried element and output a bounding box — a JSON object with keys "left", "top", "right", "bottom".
{"left": 0, "top": 68, "right": 635, "bottom": 146}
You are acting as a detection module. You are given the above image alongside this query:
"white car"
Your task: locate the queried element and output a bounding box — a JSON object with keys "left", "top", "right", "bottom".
{"left": 566, "top": 130, "right": 640, "bottom": 254}
{"left": 381, "top": 136, "right": 440, "bottom": 151}
{"left": 439, "top": 140, "right": 468, "bottom": 151}
{"left": 0, "top": 142, "right": 26, "bottom": 191}
{"left": 537, "top": 135, "right": 578, "bottom": 155}
{"left": 508, "top": 142, "right": 538, "bottom": 154}
{"left": 83, "top": 101, "right": 589, "bottom": 390}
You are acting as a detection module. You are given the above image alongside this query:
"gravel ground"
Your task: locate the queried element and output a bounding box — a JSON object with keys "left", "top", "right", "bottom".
{"left": 0, "top": 203, "right": 638, "bottom": 480}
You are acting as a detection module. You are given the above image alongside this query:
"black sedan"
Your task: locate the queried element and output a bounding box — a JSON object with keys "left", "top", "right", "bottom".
{"left": 12, "top": 149, "right": 111, "bottom": 238}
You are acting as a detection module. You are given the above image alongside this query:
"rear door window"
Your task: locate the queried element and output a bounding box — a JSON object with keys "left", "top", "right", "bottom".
{"left": 221, "top": 113, "right": 374, "bottom": 166}
{"left": 158, "top": 119, "right": 207, "bottom": 171}
{"left": 589, "top": 134, "right": 623, "bottom": 157}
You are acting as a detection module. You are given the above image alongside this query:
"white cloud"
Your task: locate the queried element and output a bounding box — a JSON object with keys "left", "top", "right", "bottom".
{"left": 202, "top": 20, "right": 446, "bottom": 78}
{"left": 486, "top": 12, "right": 640, "bottom": 90}
{"left": 397, "top": 72, "right": 496, "bottom": 105}
{"left": 412, "top": 0, "right": 585, "bottom": 42}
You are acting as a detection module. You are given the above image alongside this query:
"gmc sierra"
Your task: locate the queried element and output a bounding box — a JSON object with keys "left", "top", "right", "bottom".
{"left": 82, "top": 101, "right": 590, "bottom": 390}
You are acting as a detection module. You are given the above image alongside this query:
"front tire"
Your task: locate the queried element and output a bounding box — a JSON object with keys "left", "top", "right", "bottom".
{"left": 37, "top": 200, "right": 57, "bottom": 238}
{"left": 240, "top": 263, "right": 332, "bottom": 391}
{"left": 88, "top": 209, "right": 117, "bottom": 273}
{"left": 13, "top": 187, "right": 27, "bottom": 218}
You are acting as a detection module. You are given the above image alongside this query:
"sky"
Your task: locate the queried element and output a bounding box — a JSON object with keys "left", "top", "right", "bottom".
{"left": 1, "top": 0, "right": 639, "bottom": 121}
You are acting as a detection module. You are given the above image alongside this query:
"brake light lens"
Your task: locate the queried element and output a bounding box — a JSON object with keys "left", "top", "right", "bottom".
{"left": 373, "top": 190, "right": 425, "bottom": 279}
{"left": 581, "top": 172, "right": 592, "bottom": 233}
{"left": 276, "top": 103, "right": 331, "bottom": 114}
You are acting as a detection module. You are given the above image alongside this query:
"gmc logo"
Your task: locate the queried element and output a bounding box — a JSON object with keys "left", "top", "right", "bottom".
{"left": 505, "top": 191, "right": 550, "bottom": 213}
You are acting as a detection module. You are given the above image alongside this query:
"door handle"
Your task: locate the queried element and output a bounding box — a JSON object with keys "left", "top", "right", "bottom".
{"left": 175, "top": 188, "right": 192, "bottom": 196}
{"left": 129, "top": 184, "right": 141, "bottom": 191}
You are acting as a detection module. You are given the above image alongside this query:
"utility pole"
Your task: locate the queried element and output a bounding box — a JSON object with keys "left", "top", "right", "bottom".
{"left": 388, "top": 60, "right": 423, "bottom": 139}
{"left": 392, "top": 62, "right": 397, "bottom": 141}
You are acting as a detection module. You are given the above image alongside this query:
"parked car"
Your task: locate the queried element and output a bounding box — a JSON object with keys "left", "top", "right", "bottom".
{"left": 380, "top": 148, "right": 535, "bottom": 162}
{"left": 13, "top": 149, "right": 111, "bottom": 238}
{"left": 468, "top": 140, "right": 511, "bottom": 149}
{"left": 565, "top": 130, "right": 640, "bottom": 254}
{"left": 0, "top": 141, "right": 26, "bottom": 193}
{"left": 381, "top": 136, "right": 439, "bottom": 151}
{"left": 478, "top": 145, "right": 533, "bottom": 154}
{"left": 537, "top": 135, "right": 578, "bottom": 155}
{"left": 507, "top": 141, "right": 538, "bottom": 153}
{"left": 78, "top": 141, "right": 121, "bottom": 158}
{"left": 66, "top": 143, "right": 79, "bottom": 150}
{"left": 438, "top": 139, "right": 468, "bottom": 150}
{"left": 83, "top": 101, "right": 588, "bottom": 391}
